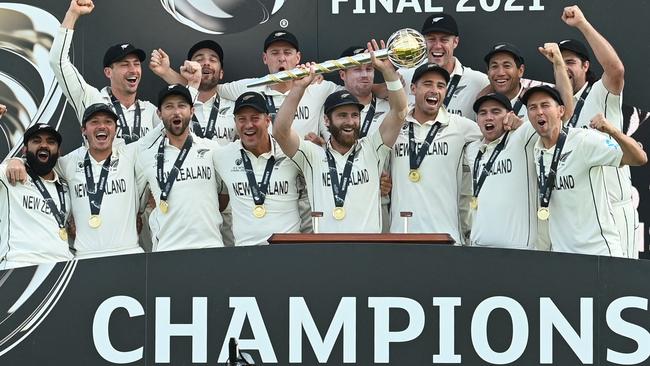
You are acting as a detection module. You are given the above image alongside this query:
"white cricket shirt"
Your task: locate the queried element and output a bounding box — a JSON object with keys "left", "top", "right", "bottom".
{"left": 389, "top": 107, "right": 481, "bottom": 243}
{"left": 291, "top": 130, "right": 390, "bottom": 232}
{"left": 0, "top": 165, "right": 73, "bottom": 268}
{"left": 136, "top": 134, "right": 224, "bottom": 251}
{"left": 213, "top": 137, "right": 301, "bottom": 246}
{"left": 58, "top": 143, "right": 147, "bottom": 259}
{"left": 187, "top": 87, "right": 237, "bottom": 145}
{"left": 467, "top": 124, "right": 538, "bottom": 249}
{"left": 534, "top": 127, "right": 623, "bottom": 256}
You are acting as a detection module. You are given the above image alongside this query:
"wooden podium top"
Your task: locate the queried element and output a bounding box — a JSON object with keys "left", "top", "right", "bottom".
{"left": 268, "top": 233, "right": 455, "bottom": 245}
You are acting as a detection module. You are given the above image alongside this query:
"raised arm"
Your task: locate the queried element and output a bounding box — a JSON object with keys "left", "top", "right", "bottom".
{"left": 372, "top": 40, "right": 408, "bottom": 147}
{"left": 149, "top": 48, "right": 188, "bottom": 85}
{"left": 272, "top": 65, "right": 317, "bottom": 158}
{"left": 50, "top": 0, "right": 103, "bottom": 122}
{"left": 590, "top": 113, "right": 647, "bottom": 167}
{"left": 538, "top": 42, "right": 574, "bottom": 121}
{"left": 561, "top": 5, "right": 624, "bottom": 94}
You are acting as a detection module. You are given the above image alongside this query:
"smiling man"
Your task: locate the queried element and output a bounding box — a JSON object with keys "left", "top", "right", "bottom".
{"left": 483, "top": 42, "right": 527, "bottom": 118}
{"left": 397, "top": 13, "right": 489, "bottom": 119}
{"left": 6, "top": 104, "right": 150, "bottom": 259}
{"left": 273, "top": 41, "right": 408, "bottom": 233}
{"left": 212, "top": 92, "right": 301, "bottom": 245}
{"left": 389, "top": 63, "right": 481, "bottom": 243}
{"left": 50, "top": 0, "right": 159, "bottom": 145}
{"left": 524, "top": 85, "right": 647, "bottom": 256}
{"left": 0, "top": 124, "right": 72, "bottom": 269}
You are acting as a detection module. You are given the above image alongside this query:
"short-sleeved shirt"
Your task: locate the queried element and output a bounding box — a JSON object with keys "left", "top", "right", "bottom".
{"left": 534, "top": 127, "right": 623, "bottom": 256}
{"left": 0, "top": 166, "right": 72, "bottom": 267}
{"left": 389, "top": 107, "right": 481, "bottom": 242}
{"left": 218, "top": 79, "right": 339, "bottom": 138}
{"left": 58, "top": 144, "right": 147, "bottom": 259}
{"left": 398, "top": 57, "right": 489, "bottom": 120}
{"left": 290, "top": 130, "right": 390, "bottom": 232}
{"left": 466, "top": 124, "right": 538, "bottom": 248}
{"left": 136, "top": 134, "right": 224, "bottom": 251}
{"left": 213, "top": 138, "right": 301, "bottom": 246}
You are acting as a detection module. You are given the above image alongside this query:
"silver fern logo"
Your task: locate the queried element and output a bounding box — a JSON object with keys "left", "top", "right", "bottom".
{"left": 160, "top": 0, "right": 287, "bottom": 34}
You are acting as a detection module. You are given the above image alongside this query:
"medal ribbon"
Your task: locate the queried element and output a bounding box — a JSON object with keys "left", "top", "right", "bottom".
{"left": 83, "top": 151, "right": 113, "bottom": 217}
{"left": 537, "top": 127, "right": 569, "bottom": 209}
{"left": 472, "top": 131, "right": 510, "bottom": 197}
{"left": 240, "top": 149, "right": 276, "bottom": 206}
{"left": 443, "top": 74, "right": 462, "bottom": 107}
{"left": 192, "top": 94, "right": 221, "bottom": 139}
{"left": 26, "top": 167, "right": 66, "bottom": 230}
{"left": 156, "top": 134, "right": 193, "bottom": 203}
{"left": 409, "top": 121, "right": 442, "bottom": 170}
{"left": 567, "top": 83, "right": 593, "bottom": 127}
{"left": 109, "top": 89, "right": 141, "bottom": 143}
{"left": 325, "top": 147, "right": 357, "bottom": 208}
{"left": 359, "top": 96, "right": 377, "bottom": 138}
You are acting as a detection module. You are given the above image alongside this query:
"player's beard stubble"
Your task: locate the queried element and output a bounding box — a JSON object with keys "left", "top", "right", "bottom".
{"left": 329, "top": 123, "right": 359, "bottom": 149}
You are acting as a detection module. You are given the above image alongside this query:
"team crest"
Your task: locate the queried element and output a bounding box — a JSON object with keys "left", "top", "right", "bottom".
{"left": 121, "top": 44, "right": 130, "bottom": 49}
{"left": 219, "top": 106, "right": 231, "bottom": 115}
{"left": 235, "top": 158, "right": 243, "bottom": 166}
{"left": 196, "top": 148, "right": 210, "bottom": 158}
{"left": 275, "top": 32, "right": 286, "bottom": 37}
{"left": 559, "top": 151, "right": 572, "bottom": 163}
{"left": 431, "top": 16, "right": 444, "bottom": 23}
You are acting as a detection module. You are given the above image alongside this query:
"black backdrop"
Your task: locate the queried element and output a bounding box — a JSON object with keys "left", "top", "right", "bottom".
{"left": 0, "top": 0, "right": 648, "bottom": 253}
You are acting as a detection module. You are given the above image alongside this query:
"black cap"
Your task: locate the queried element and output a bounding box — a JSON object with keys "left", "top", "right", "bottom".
{"left": 234, "top": 92, "right": 269, "bottom": 114}
{"left": 521, "top": 85, "right": 564, "bottom": 106}
{"left": 323, "top": 90, "right": 364, "bottom": 115}
{"left": 187, "top": 40, "right": 224, "bottom": 65}
{"left": 484, "top": 42, "right": 525, "bottom": 65}
{"left": 340, "top": 46, "right": 366, "bottom": 58}
{"left": 157, "top": 84, "right": 193, "bottom": 108}
{"left": 473, "top": 93, "right": 513, "bottom": 113}
{"left": 23, "top": 123, "right": 62, "bottom": 146}
{"left": 103, "top": 43, "right": 146, "bottom": 67}
{"left": 411, "top": 63, "right": 450, "bottom": 84}
{"left": 421, "top": 13, "right": 459, "bottom": 36}
{"left": 558, "top": 39, "right": 590, "bottom": 61}
{"left": 82, "top": 103, "right": 118, "bottom": 125}
{"left": 263, "top": 30, "right": 299, "bottom": 51}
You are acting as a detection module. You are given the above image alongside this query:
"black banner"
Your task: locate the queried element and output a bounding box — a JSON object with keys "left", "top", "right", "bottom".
{"left": 1, "top": 247, "right": 650, "bottom": 365}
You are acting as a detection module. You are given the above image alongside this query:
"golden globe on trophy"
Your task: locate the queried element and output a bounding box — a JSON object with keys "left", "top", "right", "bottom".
{"left": 247, "top": 28, "right": 427, "bottom": 87}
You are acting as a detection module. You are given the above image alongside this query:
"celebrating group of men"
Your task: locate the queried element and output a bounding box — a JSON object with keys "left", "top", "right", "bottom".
{"left": 0, "top": 0, "right": 646, "bottom": 270}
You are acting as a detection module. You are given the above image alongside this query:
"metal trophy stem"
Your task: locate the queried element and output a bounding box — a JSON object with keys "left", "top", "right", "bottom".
{"left": 247, "top": 28, "right": 426, "bottom": 87}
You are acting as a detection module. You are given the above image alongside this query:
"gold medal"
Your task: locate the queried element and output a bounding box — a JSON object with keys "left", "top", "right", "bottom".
{"left": 159, "top": 200, "right": 169, "bottom": 214}
{"left": 537, "top": 207, "right": 550, "bottom": 221}
{"left": 253, "top": 205, "right": 266, "bottom": 218}
{"left": 59, "top": 228, "right": 68, "bottom": 241}
{"left": 88, "top": 215, "right": 102, "bottom": 228}
{"left": 408, "top": 169, "right": 421, "bottom": 182}
{"left": 333, "top": 207, "right": 346, "bottom": 220}
{"left": 470, "top": 197, "right": 478, "bottom": 210}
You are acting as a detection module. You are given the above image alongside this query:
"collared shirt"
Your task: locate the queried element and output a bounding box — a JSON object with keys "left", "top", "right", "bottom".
{"left": 136, "top": 133, "right": 224, "bottom": 251}
{"left": 0, "top": 165, "right": 72, "bottom": 268}
{"left": 213, "top": 137, "right": 301, "bottom": 246}
{"left": 534, "top": 127, "right": 623, "bottom": 256}
{"left": 389, "top": 107, "right": 481, "bottom": 242}
{"left": 398, "top": 57, "right": 489, "bottom": 119}
{"left": 50, "top": 27, "right": 159, "bottom": 146}
{"left": 291, "top": 130, "right": 390, "bottom": 232}
{"left": 466, "top": 124, "right": 538, "bottom": 249}
{"left": 58, "top": 143, "right": 147, "bottom": 259}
